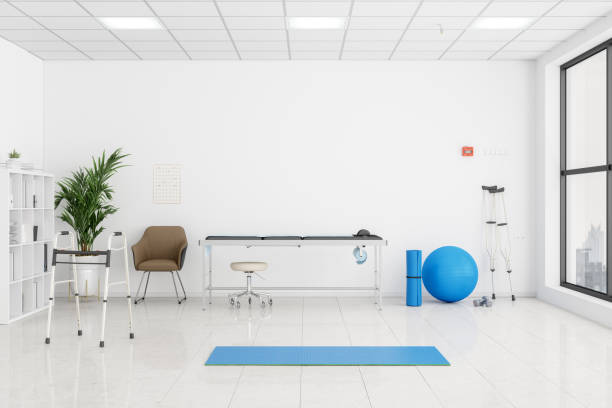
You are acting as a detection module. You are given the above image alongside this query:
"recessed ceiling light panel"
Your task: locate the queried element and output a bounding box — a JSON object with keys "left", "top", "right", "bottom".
{"left": 471, "top": 17, "right": 533, "bottom": 30}
{"left": 288, "top": 17, "right": 347, "bottom": 30}
{"left": 99, "top": 17, "right": 163, "bottom": 30}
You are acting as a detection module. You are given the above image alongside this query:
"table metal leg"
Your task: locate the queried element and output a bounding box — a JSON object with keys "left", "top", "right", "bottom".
{"left": 208, "top": 247, "right": 213, "bottom": 305}
{"left": 378, "top": 246, "right": 383, "bottom": 309}
{"left": 202, "top": 246, "right": 207, "bottom": 311}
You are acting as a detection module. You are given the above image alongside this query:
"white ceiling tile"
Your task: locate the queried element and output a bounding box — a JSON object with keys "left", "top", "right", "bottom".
{"left": 126, "top": 40, "right": 183, "bottom": 51}
{"left": 482, "top": 2, "right": 555, "bottom": 17}
{"left": 288, "top": 28, "right": 344, "bottom": 40}
{"left": 411, "top": 16, "right": 474, "bottom": 29}
{"left": 515, "top": 29, "right": 580, "bottom": 41}
{"left": 402, "top": 29, "right": 462, "bottom": 41}
{"left": 72, "top": 41, "right": 129, "bottom": 51}
{"left": 180, "top": 41, "right": 235, "bottom": 51}
{"left": 492, "top": 51, "right": 541, "bottom": 60}
{"left": 548, "top": 2, "right": 612, "bottom": 17}
{"left": 218, "top": 2, "right": 284, "bottom": 16}
{"left": 0, "top": 3, "right": 23, "bottom": 17}
{"left": 531, "top": 16, "right": 601, "bottom": 30}
{"left": 290, "top": 40, "right": 341, "bottom": 51}
{"left": 230, "top": 29, "right": 286, "bottom": 40}
{"left": 450, "top": 41, "right": 506, "bottom": 51}
{"left": 392, "top": 51, "right": 443, "bottom": 60}
{"left": 224, "top": 16, "right": 285, "bottom": 29}
{"left": 418, "top": 2, "right": 487, "bottom": 17}
{"left": 397, "top": 41, "right": 452, "bottom": 51}
{"left": 461, "top": 29, "right": 521, "bottom": 41}
{"left": 503, "top": 40, "right": 560, "bottom": 51}
{"left": 80, "top": 2, "right": 154, "bottom": 17}
{"left": 161, "top": 16, "right": 224, "bottom": 29}
{"left": 349, "top": 16, "right": 410, "bottom": 29}
{"left": 54, "top": 29, "right": 116, "bottom": 40}
{"left": 345, "top": 29, "right": 402, "bottom": 41}
{"left": 112, "top": 29, "right": 175, "bottom": 41}
{"left": 149, "top": 2, "right": 218, "bottom": 16}
{"left": 171, "top": 29, "right": 230, "bottom": 40}
{"left": 236, "top": 40, "right": 286, "bottom": 51}
{"left": 343, "top": 41, "right": 395, "bottom": 51}
{"left": 442, "top": 50, "right": 493, "bottom": 60}
{"left": 35, "top": 16, "right": 103, "bottom": 29}
{"left": 240, "top": 51, "right": 288, "bottom": 59}
{"left": 286, "top": 2, "right": 350, "bottom": 17}
{"left": 85, "top": 51, "right": 138, "bottom": 60}
{"left": 0, "top": 17, "right": 41, "bottom": 29}
{"left": 341, "top": 51, "right": 390, "bottom": 59}
{"left": 11, "top": 2, "right": 87, "bottom": 16}
{"left": 15, "top": 40, "right": 74, "bottom": 51}
{"left": 189, "top": 51, "right": 238, "bottom": 59}
{"left": 291, "top": 51, "right": 339, "bottom": 59}
{"left": 352, "top": 2, "right": 418, "bottom": 16}
{"left": 0, "top": 29, "right": 56, "bottom": 41}
{"left": 33, "top": 50, "right": 88, "bottom": 60}
{"left": 137, "top": 51, "right": 188, "bottom": 59}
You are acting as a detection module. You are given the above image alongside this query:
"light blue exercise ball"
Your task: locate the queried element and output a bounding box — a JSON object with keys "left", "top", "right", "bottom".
{"left": 422, "top": 246, "right": 478, "bottom": 303}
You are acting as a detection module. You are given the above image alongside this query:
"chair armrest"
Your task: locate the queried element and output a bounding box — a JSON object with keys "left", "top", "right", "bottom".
{"left": 178, "top": 243, "right": 188, "bottom": 270}
{"left": 132, "top": 239, "right": 148, "bottom": 270}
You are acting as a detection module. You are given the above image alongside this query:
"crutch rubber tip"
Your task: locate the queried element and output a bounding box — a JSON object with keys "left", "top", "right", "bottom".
{"left": 99, "top": 341, "right": 104, "bottom": 348}
{"left": 77, "top": 330, "right": 82, "bottom": 336}
{"left": 129, "top": 333, "right": 134, "bottom": 339}
{"left": 45, "top": 338, "right": 50, "bottom": 344}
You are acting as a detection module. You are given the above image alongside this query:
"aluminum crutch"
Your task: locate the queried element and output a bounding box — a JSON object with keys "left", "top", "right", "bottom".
{"left": 496, "top": 187, "right": 516, "bottom": 301}
{"left": 482, "top": 186, "right": 499, "bottom": 300}
{"left": 99, "top": 231, "right": 135, "bottom": 348}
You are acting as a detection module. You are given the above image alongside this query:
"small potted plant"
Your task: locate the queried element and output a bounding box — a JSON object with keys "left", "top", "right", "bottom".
{"left": 54, "top": 148, "right": 129, "bottom": 299}
{"left": 7, "top": 149, "right": 21, "bottom": 169}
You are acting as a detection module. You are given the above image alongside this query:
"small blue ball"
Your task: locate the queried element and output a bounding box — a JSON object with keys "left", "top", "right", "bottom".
{"left": 422, "top": 246, "right": 478, "bottom": 303}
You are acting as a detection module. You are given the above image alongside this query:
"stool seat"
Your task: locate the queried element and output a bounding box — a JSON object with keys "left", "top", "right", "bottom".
{"left": 231, "top": 262, "right": 267, "bottom": 272}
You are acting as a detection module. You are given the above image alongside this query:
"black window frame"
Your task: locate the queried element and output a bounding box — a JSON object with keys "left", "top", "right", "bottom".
{"left": 560, "top": 39, "right": 612, "bottom": 301}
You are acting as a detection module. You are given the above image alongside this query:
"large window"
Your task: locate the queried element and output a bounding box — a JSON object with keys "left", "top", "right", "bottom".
{"left": 561, "top": 42, "right": 611, "bottom": 299}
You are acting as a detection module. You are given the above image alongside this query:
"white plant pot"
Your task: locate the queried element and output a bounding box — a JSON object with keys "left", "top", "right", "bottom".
{"left": 71, "top": 255, "right": 103, "bottom": 300}
{"left": 6, "top": 158, "right": 21, "bottom": 169}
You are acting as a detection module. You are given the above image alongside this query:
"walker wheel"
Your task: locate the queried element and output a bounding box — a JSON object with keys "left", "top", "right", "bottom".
{"left": 511, "top": 295, "right": 516, "bottom": 301}
{"left": 236, "top": 301, "right": 240, "bottom": 309}
{"left": 269, "top": 298, "right": 273, "bottom": 306}
{"left": 248, "top": 297, "right": 252, "bottom": 305}
{"left": 230, "top": 298, "right": 235, "bottom": 306}
{"left": 261, "top": 300, "right": 266, "bottom": 308}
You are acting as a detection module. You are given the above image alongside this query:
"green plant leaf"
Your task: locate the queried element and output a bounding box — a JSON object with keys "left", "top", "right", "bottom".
{"left": 54, "top": 148, "right": 129, "bottom": 251}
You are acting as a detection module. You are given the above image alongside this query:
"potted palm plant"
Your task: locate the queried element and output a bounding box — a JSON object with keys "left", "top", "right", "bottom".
{"left": 54, "top": 148, "right": 128, "bottom": 298}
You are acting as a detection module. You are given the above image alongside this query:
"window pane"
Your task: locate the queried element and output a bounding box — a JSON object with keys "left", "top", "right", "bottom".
{"left": 566, "top": 49, "right": 607, "bottom": 169}
{"left": 566, "top": 172, "right": 607, "bottom": 292}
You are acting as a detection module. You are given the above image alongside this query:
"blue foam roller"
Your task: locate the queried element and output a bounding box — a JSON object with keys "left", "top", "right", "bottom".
{"left": 406, "top": 250, "right": 422, "bottom": 307}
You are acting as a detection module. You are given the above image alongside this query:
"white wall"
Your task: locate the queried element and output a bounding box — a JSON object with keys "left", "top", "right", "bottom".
{"left": 0, "top": 39, "right": 43, "bottom": 168}
{"left": 536, "top": 14, "right": 612, "bottom": 327}
{"left": 43, "top": 61, "right": 536, "bottom": 299}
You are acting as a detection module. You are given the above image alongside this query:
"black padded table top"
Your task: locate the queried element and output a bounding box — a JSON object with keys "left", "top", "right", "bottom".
{"left": 205, "top": 235, "right": 383, "bottom": 240}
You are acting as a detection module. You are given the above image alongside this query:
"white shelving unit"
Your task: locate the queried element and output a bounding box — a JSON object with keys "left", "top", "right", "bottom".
{"left": 1, "top": 168, "right": 54, "bottom": 324}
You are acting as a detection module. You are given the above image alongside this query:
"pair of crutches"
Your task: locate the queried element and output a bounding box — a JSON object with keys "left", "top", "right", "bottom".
{"left": 482, "top": 185, "right": 516, "bottom": 301}
{"left": 45, "top": 230, "right": 134, "bottom": 347}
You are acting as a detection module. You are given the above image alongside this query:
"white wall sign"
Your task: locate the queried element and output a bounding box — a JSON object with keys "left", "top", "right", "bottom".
{"left": 153, "top": 164, "right": 181, "bottom": 204}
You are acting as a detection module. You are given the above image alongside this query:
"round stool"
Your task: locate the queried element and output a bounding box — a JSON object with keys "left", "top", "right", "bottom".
{"left": 228, "top": 262, "right": 272, "bottom": 308}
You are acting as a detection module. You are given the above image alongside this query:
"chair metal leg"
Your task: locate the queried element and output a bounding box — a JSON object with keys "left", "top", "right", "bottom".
{"left": 135, "top": 271, "right": 150, "bottom": 304}
{"left": 170, "top": 271, "right": 186, "bottom": 304}
{"left": 175, "top": 271, "right": 187, "bottom": 303}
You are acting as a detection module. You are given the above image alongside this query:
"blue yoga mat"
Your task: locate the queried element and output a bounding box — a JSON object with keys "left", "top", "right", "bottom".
{"left": 205, "top": 346, "right": 449, "bottom": 366}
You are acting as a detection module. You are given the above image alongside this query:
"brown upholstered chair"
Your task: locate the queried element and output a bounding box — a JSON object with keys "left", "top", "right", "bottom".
{"left": 132, "top": 226, "right": 188, "bottom": 304}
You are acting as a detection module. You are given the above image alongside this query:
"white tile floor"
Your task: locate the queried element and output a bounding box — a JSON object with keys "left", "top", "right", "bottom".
{"left": 1, "top": 296, "right": 610, "bottom": 407}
